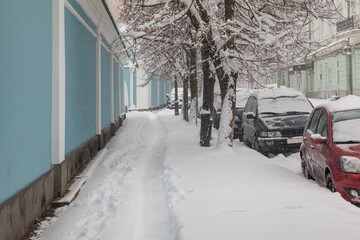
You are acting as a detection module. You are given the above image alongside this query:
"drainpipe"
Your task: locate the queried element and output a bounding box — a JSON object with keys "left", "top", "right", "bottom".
{"left": 96, "top": 27, "right": 102, "bottom": 135}
{"left": 346, "top": 38, "right": 353, "bottom": 95}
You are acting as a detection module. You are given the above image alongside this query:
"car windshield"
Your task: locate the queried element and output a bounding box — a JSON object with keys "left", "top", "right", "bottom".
{"left": 333, "top": 109, "right": 360, "bottom": 143}
{"left": 258, "top": 95, "right": 313, "bottom": 116}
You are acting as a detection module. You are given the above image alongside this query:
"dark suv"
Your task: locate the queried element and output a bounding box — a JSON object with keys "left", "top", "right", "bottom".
{"left": 242, "top": 88, "right": 313, "bottom": 156}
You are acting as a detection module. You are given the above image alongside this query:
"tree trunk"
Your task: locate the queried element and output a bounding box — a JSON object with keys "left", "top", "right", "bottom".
{"left": 183, "top": 77, "right": 189, "bottom": 122}
{"left": 216, "top": 0, "right": 237, "bottom": 147}
{"left": 189, "top": 44, "right": 198, "bottom": 125}
{"left": 200, "top": 43, "right": 215, "bottom": 147}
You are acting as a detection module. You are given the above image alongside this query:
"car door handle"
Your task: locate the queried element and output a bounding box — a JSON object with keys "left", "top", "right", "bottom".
{"left": 311, "top": 144, "right": 315, "bottom": 149}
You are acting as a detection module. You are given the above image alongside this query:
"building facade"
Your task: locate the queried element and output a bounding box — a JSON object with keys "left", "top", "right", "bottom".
{"left": 276, "top": 0, "right": 360, "bottom": 98}
{"left": 0, "top": 0, "right": 170, "bottom": 239}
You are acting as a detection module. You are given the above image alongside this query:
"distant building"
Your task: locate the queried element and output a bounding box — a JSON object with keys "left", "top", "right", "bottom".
{"left": 272, "top": 0, "right": 360, "bottom": 98}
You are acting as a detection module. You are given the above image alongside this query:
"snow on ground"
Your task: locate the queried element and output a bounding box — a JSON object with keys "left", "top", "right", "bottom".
{"left": 32, "top": 109, "right": 360, "bottom": 240}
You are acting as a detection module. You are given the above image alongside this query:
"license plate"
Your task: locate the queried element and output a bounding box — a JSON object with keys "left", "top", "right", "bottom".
{"left": 287, "top": 138, "right": 303, "bottom": 144}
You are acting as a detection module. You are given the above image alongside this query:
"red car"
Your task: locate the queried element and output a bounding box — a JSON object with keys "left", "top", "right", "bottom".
{"left": 300, "top": 95, "right": 360, "bottom": 204}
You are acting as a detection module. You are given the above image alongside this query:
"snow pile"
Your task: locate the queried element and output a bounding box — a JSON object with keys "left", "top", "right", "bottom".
{"left": 254, "top": 87, "right": 303, "bottom": 99}
{"left": 318, "top": 95, "right": 360, "bottom": 112}
{"left": 308, "top": 98, "right": 329, "bottom": 107}
{"left": 254, "top": 88, "right": 313, "bottom": 114}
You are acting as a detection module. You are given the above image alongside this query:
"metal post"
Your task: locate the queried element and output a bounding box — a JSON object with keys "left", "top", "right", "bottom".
{"left": 174, "top": 79, "right": 179, "bottom": 116}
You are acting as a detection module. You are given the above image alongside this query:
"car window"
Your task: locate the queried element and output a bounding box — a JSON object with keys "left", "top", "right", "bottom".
{"left": 307, "top": 109, "right": 322, "bottom": 133}
{"left": 316, "top": 111, "right": 328, "bottom": 137}
{"left": 250, "top": 98, "right": 257, "bottom": 114}
{"left": 244, "top": 98, "right": 254, "bottom": 112}
{"left": 333, "top": 109, "right": 360, "bottom": 143}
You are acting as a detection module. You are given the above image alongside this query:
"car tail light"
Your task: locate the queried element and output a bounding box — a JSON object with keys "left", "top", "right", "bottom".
{"left": 217, "top": 108, "right": 221, "bottom": 113}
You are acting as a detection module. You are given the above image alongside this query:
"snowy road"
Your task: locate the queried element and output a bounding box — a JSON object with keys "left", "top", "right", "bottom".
{"left": 33, "top": 110, "right": 360, "bottom": 240}
{"left": 34, "top": 112, "right": 179, "bottom": 240}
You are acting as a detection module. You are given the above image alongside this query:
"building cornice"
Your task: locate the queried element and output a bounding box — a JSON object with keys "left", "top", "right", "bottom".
{"left": 76, "top": 0, "right": 118, "bottom": 48}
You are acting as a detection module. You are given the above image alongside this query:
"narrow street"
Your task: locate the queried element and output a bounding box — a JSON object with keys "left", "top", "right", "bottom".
{"left": 33, "top": 110, "right": 360, "bottom": 240}
{"left": 34, "top": 112, "right": 179, "bottom": 240}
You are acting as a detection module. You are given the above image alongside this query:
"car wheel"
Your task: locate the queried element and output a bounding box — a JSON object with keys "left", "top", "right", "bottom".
{"left": 252, "top": 137, "right": 260, "bottom": 151}
{"left": 301, "top": 154, "right": 313, "bottom": 180}
{"left": 326, "top": 173, "right": 335, "bottom": 192}
{"left": 252, "top": 137, "right": 266, "bottom": 154}
{"left": 243, "top": 133, "right": 250, "bottom": 147}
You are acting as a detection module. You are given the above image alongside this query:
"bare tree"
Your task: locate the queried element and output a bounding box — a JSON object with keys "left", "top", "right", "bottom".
{"left": 112, "top": 0, "right": 339, "bottom": 147}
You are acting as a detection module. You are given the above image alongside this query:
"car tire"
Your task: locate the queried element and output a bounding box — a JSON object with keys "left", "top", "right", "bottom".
{"left": 326, "top": 173, "right": 335, "bottom": 192}
{"left": 252, "top": 136, "right": 269, "bottom": 157}
{"left": 252, "top": 137, "right": 260, "bottom": 151}
{"left": 301, "top": 154, "right": 313, "bottom": 180}
{"left": 243, "top": 134, "right": 251, "bottom": 147}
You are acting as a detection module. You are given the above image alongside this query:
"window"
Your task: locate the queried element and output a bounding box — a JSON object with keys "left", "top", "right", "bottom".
{"left": 250, "top": 98, "right": 257, "bottom": 114}
{"left": 244, "top": 97, "right": 254, "bottom": 112}
{"left": 307, "top": 109, "right": 322, "bottom": 133}
{"left": 316, "top": 111, "right": 328, "bottom": 137}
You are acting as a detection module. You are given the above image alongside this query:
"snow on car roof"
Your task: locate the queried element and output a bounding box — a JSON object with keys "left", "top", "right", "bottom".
{"left": 317, "top": 95, "right": 360, "bottom": 112}
{"left": 252, "top": 87, "right": 303, "bottom": 99}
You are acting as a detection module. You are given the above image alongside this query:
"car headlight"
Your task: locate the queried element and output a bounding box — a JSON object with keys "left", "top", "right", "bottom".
{"left": 260, "top": 131, "right": 281, "bottom": 138}
{"left": 340, "top": 156, "right": 360, "bottom": 174}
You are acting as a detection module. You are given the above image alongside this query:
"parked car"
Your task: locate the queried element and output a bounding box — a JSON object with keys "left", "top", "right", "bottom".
{"left": 212, "top": 92, "right": 222, "bottom": 129}
{"left": 242, "top": 88, "right": 313, "bottom": 156}
{"left": 300, "top": 95, "right": 360, "bottom": 204}
{"left": 234, "top": 90, "right": 252, "bottom": 140}
{"left": 212, "top": 89, "right": 251, "bottom": 135}
{"left": 167, "top": 88, "right": 183, "bottom": 109}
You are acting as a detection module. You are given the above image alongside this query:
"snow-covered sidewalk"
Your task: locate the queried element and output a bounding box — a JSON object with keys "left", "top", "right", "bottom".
{"left": 33, "top": 110, "right": 360, "bottom": 240}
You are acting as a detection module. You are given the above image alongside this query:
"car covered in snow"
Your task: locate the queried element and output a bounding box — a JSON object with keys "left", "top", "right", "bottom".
{"left": 300, "top": 95, "right": 360, "bottom": 204}
{"left": 242, "top": 88, "right": 313, "bottom": 156}
{"left": 234, "top": 90, "right": 252, "bottom": 140}
{"left": 212, "top": 92, "right": 222, "bottom": 129}
{"left": 212, "top": 89, "right": 251, "bottom": 138}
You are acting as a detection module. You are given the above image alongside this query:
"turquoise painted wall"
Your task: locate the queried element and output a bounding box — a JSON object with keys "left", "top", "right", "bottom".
{"left": 101, "top": 46, "right": 111, "bottom": 128}
{"left": 313, "top": 54, "right": 349, "bottom": 94}
{"left": 67, "top": 0, "right": 96, "bottom": 32}
{"left": 0, "top": 0, "right": 52, "bottom": 203}
{"left": 120, "top": 67, "right": 125, "bottom": 114}
{"left": 114, "top": 61, "right": 119, "bottom": 118}
{"left": 65, "top": 8, "right": 96, "bottom": 154}
{"left": 151, "top": 78, "right": 159, "bottom": 107}
{"left": 159, "top": 80, "right": 165, "bottom": 104}
{"left": 165, "top": 82, "right": 169, "bottom": 97}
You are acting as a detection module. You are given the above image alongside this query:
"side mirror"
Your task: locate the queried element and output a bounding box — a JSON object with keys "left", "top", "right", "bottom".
{"left": 310, "top": 134, "right": 326, "bottom": 144}
{"left": 245, "top": 112, "right": 256, "bottom": 119}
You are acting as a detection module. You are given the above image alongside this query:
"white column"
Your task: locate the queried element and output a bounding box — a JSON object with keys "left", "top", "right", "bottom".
{"left": 118, "top": 63, "right": 122, "bottom": 116}
{"left": 96, "top": 28, "right": 102, "bottom": 134}
{"left": 130, "top": 65, "right": 134, "bottom": 109}
{"left": 110, "top": 55, "right": 114, "bottom": 123}
{"left": 52, "top": 0, "right": 66, "bottom": 164}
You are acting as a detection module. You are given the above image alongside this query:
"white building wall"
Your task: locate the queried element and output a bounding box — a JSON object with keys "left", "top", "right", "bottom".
{"left": 136, "top": 68, "right": 151, "bottom": 110}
